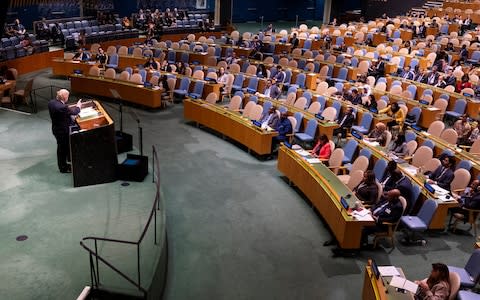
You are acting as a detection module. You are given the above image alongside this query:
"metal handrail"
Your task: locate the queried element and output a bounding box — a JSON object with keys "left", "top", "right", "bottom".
{"left": 80, "top": 145, "right": 162, "bottom": 298}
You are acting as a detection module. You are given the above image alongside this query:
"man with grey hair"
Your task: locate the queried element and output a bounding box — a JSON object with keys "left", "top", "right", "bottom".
{"left": 48, "top": 89, "right": 81, "bottom": 173}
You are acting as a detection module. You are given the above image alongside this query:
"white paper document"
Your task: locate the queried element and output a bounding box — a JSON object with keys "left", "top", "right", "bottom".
{"left": 402, "top": 165, "right": 418, "bottom": 176}
{"left": 78, "top": 107, "right": 98, "bottom": 119}
{"left": 306, "top": 158, "right": 321, "bottom": 164}
{"left": 431, "top": 184, "right": 449, "bottom": 195}
{"left": 296, "top": 150, "right": 310, "bottom": 156}
{"left": 389, "top": 276, "right": 419, "bottom": 294}
{"left": 377, "top": 266, "right": 400, "bottom": 277}
{"left": 363, "top": 140, "right": 380, "bottom": 147}
{"left": 353, "top": 213, "right": 374, "bottom": 221}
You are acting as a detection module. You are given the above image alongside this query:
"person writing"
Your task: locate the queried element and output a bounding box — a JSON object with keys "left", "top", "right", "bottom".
{"left": 388, "top": 133, "right": 408, "bottom": 158}
{"left": 360, "top": 189, "right": 403, "bottom": 248}
{"left": 310, "top": 134, "right": 332, "bottom": 160}
{"left": 365, "top": 122, "right": 388, "bottom": 147}
{"left": 414, "top": 263, "right": 450, "bottom": 300}
{"left": 48, "top": 89, "right": 81, "bottom": 173}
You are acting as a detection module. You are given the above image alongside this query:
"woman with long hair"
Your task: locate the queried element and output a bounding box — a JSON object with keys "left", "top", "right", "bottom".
{"left": 415, "top": 263, "right": 450, "bottom": 300}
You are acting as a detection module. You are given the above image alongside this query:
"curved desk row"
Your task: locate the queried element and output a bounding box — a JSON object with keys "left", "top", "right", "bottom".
{"left": 277, "top": 146, "right": 375, "bottom": 249}
{"left": 70, "top": 74, "right": 164, "bottom": 108}
{"left": 183, "top": 99, "right": 278, "bottom": 155}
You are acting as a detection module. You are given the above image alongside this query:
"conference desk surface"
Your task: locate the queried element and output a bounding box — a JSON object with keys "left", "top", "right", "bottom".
{"left": 52, "top": 58, "right": 98, "bottom": 77}
{"left": 354, "top": 137, "right": 459, "bottom": 230}
{"left": 70, "top": 74, "right": 164, "bottom": 108}
{"left": 363, "top": 265, "right": 415, "bottom": 300}
{"left": 183, "top": 99, "right": 278, "bottom": 155}
{"left": 277, "top": 146, "right": 375, "bottom": 249}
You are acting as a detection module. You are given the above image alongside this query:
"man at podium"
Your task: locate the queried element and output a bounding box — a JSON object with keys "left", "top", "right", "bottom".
{"left": 48, "top": 89, "right": 81, "bottom": 173}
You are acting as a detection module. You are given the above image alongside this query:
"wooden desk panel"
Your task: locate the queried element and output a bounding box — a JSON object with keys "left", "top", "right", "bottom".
{"left": 70, "top": 75, "right": 163, "bottom": 108}
{"left": 277, "top": 147, "right": 374, "bottom": 249}
{"left": 184, "top": 99, "right": 277, "bottom": 155}
{"left": 52, "top": 59, "right": 97, "bottom": 77}
{"left": 0, "top": 49, "right": 64, "bottom": 76}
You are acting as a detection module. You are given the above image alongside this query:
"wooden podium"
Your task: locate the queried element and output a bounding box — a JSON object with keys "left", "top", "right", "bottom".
{"left": 70, "top": 100, "right": 117, "bottom": 187}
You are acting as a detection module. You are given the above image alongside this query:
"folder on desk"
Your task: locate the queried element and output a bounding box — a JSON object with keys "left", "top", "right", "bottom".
{"left": 389, "top": 276, "right": 419, "bottom": 294}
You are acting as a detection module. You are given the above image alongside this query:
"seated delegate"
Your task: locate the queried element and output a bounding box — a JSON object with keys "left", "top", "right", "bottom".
{"left": 414, "top": 263, "right": 450, "bottom": 300}
{"left": 310, "top": 134, "right": 331, "bottom": 160}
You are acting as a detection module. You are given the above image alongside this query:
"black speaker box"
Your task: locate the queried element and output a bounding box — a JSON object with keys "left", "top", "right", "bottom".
{"left": 117, "top": 154, "right": 148, "bottom": 182}
{"left": 116, "top": 131, "right": 133, "bottom": 154}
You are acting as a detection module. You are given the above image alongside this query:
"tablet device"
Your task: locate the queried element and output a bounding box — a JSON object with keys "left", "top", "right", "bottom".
{"left": 351, "top": 130, "right": 362, "bottom": 139}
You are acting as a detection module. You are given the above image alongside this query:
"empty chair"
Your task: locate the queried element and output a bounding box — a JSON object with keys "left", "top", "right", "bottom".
{"left": 294, "top": 119, "right": 317, "bottom": 146}
{"left": 288, "top": 73, "right": 306, "bottom": 89}
{"left": 321, "top": 107, "right": 337, "bottom": 122}
{"left": 422, "top": 139, "right": 435, "bottom": 149}
{"left": 248, "top": 104, "right": 263, "bottom": 121}
{"left": 411, "top": 146, "right": 433, "bottom": 168}
{"left": 231, "top": 74, "right": 244, "bottom": 92}
{"left": 342, "top": 139, "right": 358, "bottom": 164}
{"left": 327, "top": 148, "right": 345, "bottom": 175}
{"left": 400, "top": 199, "right": 438, "bottom": 245}
{"left": 445, "top": 99, "right": 467, "bottom": 121}
{"left": 245, "top": 77, "right": 259, "bottom": 94}
{"left": 192, "top": 70, "right": 204, "bottom": 80}
{"left": 427, "top": 121, "right": 445, "bottom": 137}
{"left": 188, "top": 81, "right": 205, "bottom": 99}
{"left": 338, "top": 156, "right": 369, "bottom": 184}
{"left": 12, "top": 78, "right": 34, "bottom": 107}
{"left": 450, "top": 168, "right": 472, "bottom": 199}
{"left": 227, "top": 95, "right": 242, "bottom": 111}
{"left": 448, "top": 250, "right": 480, "bottom": 288}
{"left": 405, "top": 107, "right": 421, "bottom": 127}
{"left": 405, "top": 130, "right": 416, "bottom": 142}
{"left": 307, "top": 102, "right": 321, "bottom": 114}
{"left": 457, "top": 160, "right": 473, "bottom": 171}
{"left": 346, "top": 170, "right": 365, "bottom": 190}
{"left": 373, "top": 159, "right": 388, "bottom": 181}
{"left": 129, "top": 73, "right": 143, "bottom": 84}
{"left": 173, "top": 77, "right": 191, "bottom": 100}
{"left": 104, "top": 68, "right": 116, "bottom": 79}
{"left": 440, "top": 128, "right": 458, "bottom": 145}
{"left": 138, "top": 69, "right": 147, "bottom": 82}
{"left": 293, "top": 97, "right": 307, "bottom": 109}
{"left": 105, "top": 54, "right": 118, "bottom": 68}
{"left": 351, "top": 113, "right": 373, "bottom": 134}
{"left": 457, "top": 290, "right": 480, "bottom": 300}
{"left": 293, "top": 112, "right": 303, "bottom": 133}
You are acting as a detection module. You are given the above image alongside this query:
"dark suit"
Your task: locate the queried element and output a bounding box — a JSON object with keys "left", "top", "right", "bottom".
{"left": 355, "top": 183, "right": 379, "bottom": 205}
{"left": 48, "top": 99, "right": 80, "bottom": 172}
{"left": 426, "top": 72, "right": 439, "bottom": 85}
{"left": 261, "top": 112, "right": 279, "bottom": 129}
{"left": 273, "top": 71, "right": 285, "bottom": 84}
{"left": 400, "top": 70, "right": 415, "bottom": 80}
{"left": 333, "top": 112, "right": 355, "bottom": 138}
{"left": 445, "top": 75, "right": 457, "bottom": 87}
{"left": 271, "top": 116, "right": 293, "bottom": 152}
{"left": 430, "top": 166, "right": 455, "bottom": 190}
{"left": 361, "top": 198, "right": 404, "bottom": 244}
{"left": 351, "top": 94, "right": 362, "bottom": 105}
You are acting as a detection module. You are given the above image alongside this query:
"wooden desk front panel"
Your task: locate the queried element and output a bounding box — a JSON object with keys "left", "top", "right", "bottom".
{"left": 70, "top": 76, "right": 162, "bottom": 108}
{"left": 52, "top": 60, "right": 96, "bottom": 77}
{"left": 1, "top": 49, "right": 64, "bottom": 76}
{"left": 277, "top": 147, "right": 371, "bottom": 249}
{"left": 184, "top": 100, "right": 276, "bottom": 155}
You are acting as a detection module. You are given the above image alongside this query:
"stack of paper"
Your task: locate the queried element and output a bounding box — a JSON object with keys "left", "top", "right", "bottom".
{"left": 389, "top": 276, "right": 419, "bottom": 294}
{"left": 352, "top": 209, "right": 374, "bottom": 221}
{"left": 402, "top": 165, "right": 418, "bottom": 176}
{"left": 306, "top": 158, "right": 321, "bottom": 164}
{"left": 378, "top": 266, "right": 400, "bottom": 276}
{"left": 78, "top": 107, "right": 98, "bottom": 119}
{"left": 296, "top": 150, "right": 310, "bottom": 156}
{"left": 364, "top": 140, "right": 380, "bottom": 147}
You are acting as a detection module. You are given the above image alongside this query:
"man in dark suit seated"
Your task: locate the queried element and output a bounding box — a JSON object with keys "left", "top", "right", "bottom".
{"left": 426, "top": 65, "right": 440, "bottom": 86}
{"left": 398, "top": 66, "right": 415, "bottom": 80}
{"left": 48, "top": 89, "right": 81, "bottom": 173}
{"left": 449, "top": 180, "right": 480, "bottom": 226}
{"left": 350, "top": 89, "right": 362, "bottom": 105}
{"left": 333, "top": 106, "right": 355, "bottom": 138}
{"left": 289, "top": 32, "right": 299, "bottom": 49}
{"left": 73, "top": 48, "right": 90, "bottom": 61}
{"left": 271, "top": 111, "right": 292, "bottom": 152}
{"left": 383, "top": 169, "right": 414, "bottom": 212}
{"left": 272, "top": 65, "right": 285, "bottom": 84}
{"left": 427, "top": 155, "right": 456, "bottom": 190}
{"left": 360, "top": 189, "right": 404, "bottom": 248}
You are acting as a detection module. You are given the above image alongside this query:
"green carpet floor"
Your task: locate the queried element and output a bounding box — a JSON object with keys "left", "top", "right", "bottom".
{"left": 0, "top": 69, "right": 476, "bottom": 299}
